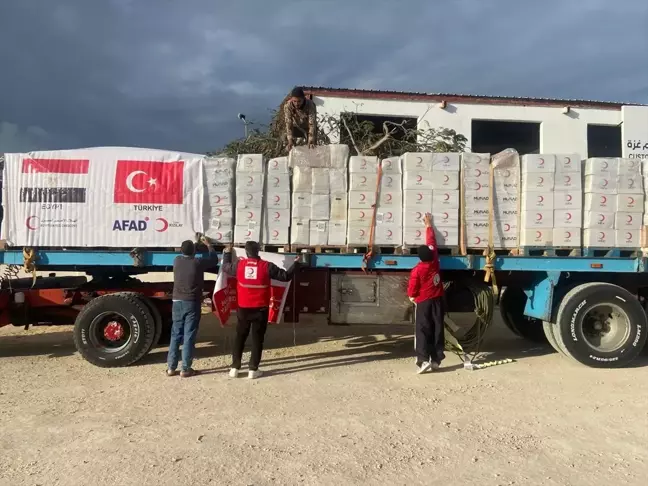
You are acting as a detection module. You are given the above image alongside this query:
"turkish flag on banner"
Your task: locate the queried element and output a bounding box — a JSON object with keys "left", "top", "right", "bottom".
{"left": 114, "top": 160, "right": 184, "bottom": 204}
{"left": 213, "top": 248, "right": 294, "bottom": 326}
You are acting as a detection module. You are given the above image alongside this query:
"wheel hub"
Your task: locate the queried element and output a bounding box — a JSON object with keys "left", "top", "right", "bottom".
{"left": 582, "top": 305, "right": 630, "bottom": 353}
{"left": 103, "top": 321, "right": 125, "bottom": 341}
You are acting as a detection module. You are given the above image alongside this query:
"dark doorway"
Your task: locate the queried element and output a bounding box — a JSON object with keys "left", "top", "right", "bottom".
{"left": 587, "top": 124, "right": 622, "bottom": 158}
{"left": 471, "top": 120, "right": 541, "bottom": 155}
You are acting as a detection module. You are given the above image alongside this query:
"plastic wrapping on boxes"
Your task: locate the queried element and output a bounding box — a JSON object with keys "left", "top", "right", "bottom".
{"left": 263, "top": 158, "right": 290, "bottom": 246}
{"left": 205, "top": 156, "right": 235, "bottom": 243}
{"left": 235, "top": 154, "right": 264, "bottom": 244}
{"left": 374, "top": 157, "right": 403, "bottom": 246}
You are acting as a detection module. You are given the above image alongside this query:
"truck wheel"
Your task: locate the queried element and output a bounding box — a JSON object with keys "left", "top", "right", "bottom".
{"left": 73, "top": 293, "right": 156, "bottom": 367}
{"left": 499, "top": 287, "right": 547, "bottom": 344}
{"left": 542, "top": 321, "right": 563, "bottom": 354}
{"left": 554, "top": 282, "right": 647, "bottom": 368}
{"left": 114, "top": 292, "right": 163, "bottom": 352}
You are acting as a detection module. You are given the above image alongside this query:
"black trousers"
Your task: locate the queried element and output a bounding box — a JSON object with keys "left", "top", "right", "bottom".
{"left": 232, "top": 307, "right": 269, "bottom": 371}
{"left": 415, "top": 297, "right": 445, "bottom": 365}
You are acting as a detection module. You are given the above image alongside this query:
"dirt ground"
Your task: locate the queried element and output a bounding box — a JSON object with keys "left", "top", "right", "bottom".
{"left": 1, "top": 313, "right": 647, "bottom": 486}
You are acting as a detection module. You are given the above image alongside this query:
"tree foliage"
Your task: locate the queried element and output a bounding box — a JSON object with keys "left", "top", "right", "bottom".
{"left": 212, "top": 100, "right": 468, "bottom": 159}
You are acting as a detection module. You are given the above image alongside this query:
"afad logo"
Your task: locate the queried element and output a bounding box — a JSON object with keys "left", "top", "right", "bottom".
{"left": 113, "top": 217, "right": 172, "bottom": 232}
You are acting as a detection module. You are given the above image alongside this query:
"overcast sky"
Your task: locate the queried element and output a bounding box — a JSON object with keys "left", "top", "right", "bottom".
{"left": 1, "top": 0, "right": 647, "bottom": 154}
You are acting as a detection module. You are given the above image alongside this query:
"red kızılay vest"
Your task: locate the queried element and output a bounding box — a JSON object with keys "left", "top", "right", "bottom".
{"left": 236, "top": 258, "right": 271, "bottom": 308}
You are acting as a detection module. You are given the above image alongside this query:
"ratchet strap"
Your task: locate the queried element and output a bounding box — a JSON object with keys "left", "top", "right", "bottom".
{"left": 362, "top": 164, "right": 383, "bottom": 273}
{"left": 483, "top": 158, "right": 498, "bottom": 297}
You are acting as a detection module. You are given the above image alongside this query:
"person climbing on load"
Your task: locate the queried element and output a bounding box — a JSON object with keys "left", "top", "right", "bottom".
{"left": 407, "top": 213, "right": 445, "bottom": 374}
{"left": 284, "top": 86, "right": 317, "bottom": 152}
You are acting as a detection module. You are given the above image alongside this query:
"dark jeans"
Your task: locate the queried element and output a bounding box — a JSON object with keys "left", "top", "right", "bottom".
{"left": 415, "top": 297, "right": 445, "bottom": 365}
{"left": 232, "top": 307, "right": 269, "bottom": 371}
{"left": 167, "top": 300, "right": 201, "bottom": 371}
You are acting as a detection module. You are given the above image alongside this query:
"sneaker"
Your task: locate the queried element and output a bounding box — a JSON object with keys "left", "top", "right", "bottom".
{"left": 166, "top": 369, "right": 178, "bottom": 377}
{"left": 229, "top": 368, "right": 240, "bottom": 378}
{"left": 180, "top": 368, "right": 199, "bottom": 378}
{"left": 431, "top": 362, "right": 440, "bottom": 371}
{"left": 248, "top": 369, "right": 263, "bottom": 380}
{"left": 417, "top": 362, "right": 432, "bottom": 374}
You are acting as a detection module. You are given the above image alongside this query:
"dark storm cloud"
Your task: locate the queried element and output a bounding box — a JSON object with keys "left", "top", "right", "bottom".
{"left": 0, "top": 0, "right": 646, "bottom": 153}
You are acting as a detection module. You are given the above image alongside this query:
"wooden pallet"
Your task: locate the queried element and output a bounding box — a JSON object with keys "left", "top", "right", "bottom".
{"left": 518, "top": 247, "right": 581, "bottom": 257}
{"left": 464, "top": 248, "right": 516, "bottom": 256}
{"left": 260, "top": 244, "right": 290, "bottom": 253}
{"left": 289, "top": 245, "right": 345, "bottom": 254}
{"left": 401, "top": 246, "right": 460, "bottom": 256}
{"left": 581, "top": 247, "right": 641, "bottom": 258}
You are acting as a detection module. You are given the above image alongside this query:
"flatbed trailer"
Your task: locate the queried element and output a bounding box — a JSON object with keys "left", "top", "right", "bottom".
{"left": 1, "top": 249, "right": 647, "bottom": 369}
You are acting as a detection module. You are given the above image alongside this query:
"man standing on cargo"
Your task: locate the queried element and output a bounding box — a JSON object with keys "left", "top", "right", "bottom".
{"left": 166, "top": 240, "right": 219, "bottom": 378}
{"left": 221, "top": 241, "right": 299, "bottom": 379}
{"left": 284, "top": 86, "right": 317, "bottom": 152}
{"left": 407, "top": 213, "right": 445, "bottom": 374}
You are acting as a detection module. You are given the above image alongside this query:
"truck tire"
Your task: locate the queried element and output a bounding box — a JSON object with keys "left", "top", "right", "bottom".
{"left": 499, "top": 287, "right": 547, "bottom": 344}
{"left": 73, "top": 293, "right": 156, "bottom": 367}
{"left": 554, "top": 282, "right": 647, "bottom": 368}
{"left": 113, "top": 292, "right": 163, "bottom": 352}
{"left": 542, "top": 321, "right": 563, "bottom": 354}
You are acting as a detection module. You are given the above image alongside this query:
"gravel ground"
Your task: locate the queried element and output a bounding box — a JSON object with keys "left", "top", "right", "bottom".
{"left": 1, "top": 314, "right": 647, "bottom": 486}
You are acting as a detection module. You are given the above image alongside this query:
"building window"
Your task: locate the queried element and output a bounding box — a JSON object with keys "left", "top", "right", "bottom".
{"left": 587, "top": 124, "right": 621, "bottom": 158}
{"left": 471, "top": 120, "right": 540, "bottom": 155}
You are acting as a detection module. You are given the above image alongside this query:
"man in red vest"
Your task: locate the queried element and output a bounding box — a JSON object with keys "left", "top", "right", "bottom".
{"left": 407, "top": 213, "right": 445, "bottom": 374}
{"left": 221, "top": 241, "right": 299, "bottom": 379}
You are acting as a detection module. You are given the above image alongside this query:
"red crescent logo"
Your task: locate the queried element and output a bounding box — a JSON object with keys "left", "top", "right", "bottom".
{"left": 475, "top": 182, "right": 482, "bottom": 190}
{"left": 387, "top": 194, "right": 393, "bottom": 201}
{"left": 443, "top": 212, "right": 449, "bottom": 219}
{"left": 215, "top": 208, "right": 222, "bottom": 216}
{"left": 474, "top": 236, "right": 481, "bottom": 244}
{"left": 416, "top": 157, "right": 423, "bottom": 167}
{"left": 417, "top": 193, "right": 423, "bottom": 201}
{"left": 361, "top": 160, "right": 367, "bottom": 168}
{"left": 444, "top": 193, "right": 450, "bottom": 201}
{"left": 627, "top": 232, "right": 633, "bottom": 240}
{"left": 566, "top": 194, "right": 572, "bottom": 202}
{"left": 273, "top": 177, "right": 280, "bottom": 185}
{"left": 444, "top": 175, "right": 450, "bottom": 182}
{"left": 504, "top": 170, "right": 511, "bottom": 178}
{"left": 248, "top": 211, "right": 254, "bottom": 219}
{"left": 629, "top": 197, "right": 635, "bottom": 205}
{"left": 538, "top": 195, "right": 544, "bottom": 203}
{"left": 386, "top": 212, "right": 393, "bottom": 219}
{"left": 535, "top": 231, "right": 542, "bottom": 238}
{"left": 215, "top": 195, "right": 221, "bottom": 203}
{"left": 274, "top": 195, "right": 280, "bottom": 202}
{"left": 538, "top": 158, "right": 544, "bottom": 165}
{"left": 565, "top": 175, "right": 571, "bottom": 183}
{"left": 216, "top": 232, "right": 222, "bottom": 239}
{"left": 566, "top": 231, "right": 572, "bottom": 238}
{"left": 360, "top": 229, "right": 366, "bottom": 236}
{"left": 155, "top": 218, "right": 169, "bottom": 232}
{"left": 599, "top": 232, "right": 605, "bottom": 239}
{"left": 386, "top": 176, "right": 393, "bottom": 185}
{"left": 247, "top": 194, "right": 253, "bottom": 201}
{"left": 602, "top": 160, "right": 608, "bottom": 169}
{"left": 416, "top": 212, "right": 422, "bottom": 219}
{"left": 443, "top": 230, "right": 448, "bottom": 237}
{"left": 385, "top": 160, "right": 392, "bottom": 167}
{"left": 600, "top": 195, "right": 607, "bottom": 204}
{"left": 566, "top": 213, "right": 572, "bottom": 221}
{"left": 387, "top": 230, "right": 393, "bottom": 237}
{"left": 602, "top": 179, "right": 608, "bottom": 187}
{"left": 536, "top": 213, "right": 542, "bottom": 221}
{"left": 360, "top": 194, "right": 366, "bottom": 201}
{"left": 248, "top": 176, "right": 253, "bottom": 183}
{"left": 441, "top": 156, "right": 449, "bottom": 163}
{"left": 26, "top": 216, "right": 38, "bottom": 230}
{"left": 273, "top": 230, "right": 279, "bottom": 237}
{"left": 275, "top": 212, "right": 280, "bottom": 219}
{"left": 538, "top": 176, "right": 544, "bottom": 184}
{"left": 599, "top": 214, "right": 605, "bottom": 222}
{"left": 474, "top": 169, "right": 481, "bottom": 177}
{"left": 627, "top": 215, "right": 633, "bottom": 223}
{"left": 504, "top": 223, "right": 511, "bottom": 231}
{"left": 271, "top": 160, "right": 278, "bottom": 168}
{"left": 565, "top": 157, "right": 571, "bottom": 165}
{"left": 246, "top": 230, "right": 252, "bottom": 237}
{"left": 361, "top": 176, "right": 367, "bottom": 183}
{"left": 416, "top": 230, "right": 421, "bottom": 237}
{"left": 360, "top": 211, "right": 366, "bottom": 218}
{"left": 416, "top": 175, "right": 423, "bottom": 182}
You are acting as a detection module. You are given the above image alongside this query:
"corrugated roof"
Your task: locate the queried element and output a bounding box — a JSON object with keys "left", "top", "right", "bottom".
{"left": 304, "top": 87, "right": 645, "bottom": 109}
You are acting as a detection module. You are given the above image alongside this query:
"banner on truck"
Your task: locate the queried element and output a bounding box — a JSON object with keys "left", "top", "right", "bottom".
{"left": 1, "top": 147, "right": 205, "bottom": 247}
{"left": 213, "top": 248, "right": 293, "bottom": 326}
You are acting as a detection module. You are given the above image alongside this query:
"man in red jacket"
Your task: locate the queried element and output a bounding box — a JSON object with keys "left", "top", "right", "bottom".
{"left": 407, "top": 213, "right": 445, "bottom": 374}
{"left": 221, "top": 241, "right": 299, "bottom": 379}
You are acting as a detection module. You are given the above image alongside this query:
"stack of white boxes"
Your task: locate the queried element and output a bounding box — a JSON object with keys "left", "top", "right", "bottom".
{"left": 347, "top": 156, "right": 379, "bottom": 246}
{"left": 553, "top": 154, "right": 583, "bottom": 248}
{"left": 263, "top": 156, "right": 291, "bottom": 246}
{"left": 289, "top": 144, "right": 350, "bottom": 247}
{"left": 583, "top": 158, "right": 619, "bottom": 248}
{"left": 431, "top": 154, "right": 461, "bottom": 247}
{"left": 204, "top": 156, "right": 235, "bottom": 244}
{"left": 519, "top": 155, "right": 557, "bottom": 247}
{"left": 234, "top": 154, "right": 265, "bottom": 244}
{"left": 461, "top": 153, "right": 494, "bottom": 248}
{"left": 616, "top": 158, "right": 643, "bottom": 249}
{"left": 402, "top": 153, "right": 433, "bottom": 246}
{"left": 375, "top": 157, "right": 403, "bottom": 246}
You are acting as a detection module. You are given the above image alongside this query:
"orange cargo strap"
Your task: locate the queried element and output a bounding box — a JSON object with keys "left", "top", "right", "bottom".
{"left": 362, "top": 163, "right": 383, "bottom": 273}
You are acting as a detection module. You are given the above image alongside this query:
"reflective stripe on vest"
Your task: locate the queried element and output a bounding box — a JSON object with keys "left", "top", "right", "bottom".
{"left": 238, "top": 283, "right": 270, "bottom": 289}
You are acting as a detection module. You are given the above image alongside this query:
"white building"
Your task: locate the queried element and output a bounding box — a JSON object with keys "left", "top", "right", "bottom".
{"left": 305, "top": 87, "right": 648, "bottom": 160}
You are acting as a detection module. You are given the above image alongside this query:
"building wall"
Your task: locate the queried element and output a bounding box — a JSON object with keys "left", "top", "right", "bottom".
{"left": 313, "top": 96, "right": 647, "bottom": 157}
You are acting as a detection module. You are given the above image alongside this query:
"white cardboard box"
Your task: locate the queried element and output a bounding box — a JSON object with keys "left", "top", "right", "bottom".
{"left": 584, "top": 158, "right": 619, "bottom": 177}
{"left": 310, "top": 194, "right": 330, "bottom": 220}
{"left": 431, "top": 171, "right": 460, "bottom": 190}
{"left": 381, "top": 157, "right": 402, "bottom": 174}
{"left": 522, "top": 192, "right": 554, "bottom": 211}
{"left": 522, "top": 154, "right": 556, "bottom": 173}
{"left": 403, "top": 209, "right": 427, "bottom": 227}
{"left": 210, "top": 206, "right": 233, "bottom": 222}
{"left": 309, "top": 221, "right": 328, "bottom": 246}
{"left": 461, "top": 153, "right": 491, "bottom": 171}
{"left": 403, "top": 227, "right": 427, "bottom": 246}
{"left": 311, "top": 168, "right": 330, "bottom": 194}
{"left": 432, "top": 190, "right": 460, "bottom": 209}
{"left": 267, "top": 173, "right": 290, "bottom": 193}
{"left": 350, "top": 173, "right": 378, "bottom": 191}
{"left": 402, "top": 153, "right": 433, "bottom": 172}
{"left": 519, "top": 228, "right": 553, "bottom": 247}
{"left": 234, "top": 225, "right": 261, "bottom": 243}
{"left": 554, "top": 173, "right": 582, "bottom": 191}
{"left": 463, "top": 206, "right": 491, "bottom": 221}
{"left": 328, "top": 222, "right": 347, "bottom": 246}
{"left": 615, "top": 212, "right": 642, "bottom": 230}
{"left": 291, "top": 192, "right": 312, "bottom": 219}
{"left": 207, "top": 227, "right": 233, "bottom": 244}
{"left": 262, "top": 225, "right": 289, "bottom": 245}
{"left": 208, "top": 191, "right": 233, "bottom": 207}
{"left": 617, "top": 174, "right": 643, "bottom": 194}
{"left": 434, "top": 226, "right": 459, "bottom": 247}
{"left": 347, "top": 225, "right": 371, "bottom": 245}
{"left": 431, "top": 209, "right": 459, "bottom": 226}
{"left": 552, "top": 228, "right": 581, "bottom": 247}
{"left": 349, "top": 156, "right": 379, "bottom": 173}
{"left": 329, "top": 169, "right": 347, "bottom": 193}
{"left": 330, "top": 194, "right": 347, "bottom": 221}
{"left": 582, "top": 229, "right": 614, "bottom": 247}
{"left": 554, "top": 209, "right": 583, "bottom": 228}
{"left": 235, "top": 208, "right": 263, "bottom": 225}
{"left": 403, "top": 171, "right": 434, "bottom": 190}
{"left": 615, "top": 229, "right": 640, "bottom": 248}
{"left": 264, "top": 208, "right": 290, "bottom": 226}
{"left": 378, "top": 190, "right": 403, "bottom": 207}
{"left": 520, "top": 210, "right": 554, "bottom": 228}
{"left": 377, "top": 209, "right": 402, "bottom": 226}
{"left": 617, "top": 194, "right": 644, "bottom": 212}
{"left": 554, "top": 191, "right": 583, "bottom": 210}
{"left": 584, "top": 175, "right": 618, "bottom": 194}
{"left": 380, "top": 173, "right": 402, "bottom": 191}
{"left": 463, "top": 188, "right": 490, "bottom": 206}
{"left": 236, "top": 173, "right": 265, "bottom": 193}
{"left": 348, "top": 190, "right": 377, "bottom": 208}
{"left": 374, "top": 225, "right": 403, "bottom": 245}
{"left": 583, "top": 211, "right": 615, "bottom": 229}
{"left": 403, "top": 190, "right": 433, "bottom": 208}
{"left": 554, "top": 154, "right": 581, "bottom": 173}
{"left": 292, "top": 167, "right": 312, "bottom": 192}
{"left": 235, "top": 191, "right": 263, "bottom": 209}
{"left": 290, "top": 219, "right": 310, "bottom": 245}
{"left": 348, "top": 208, "right": 373, "bottom": 225}
{"left": 584, "top": 193, "right": 617, "bottom": 212}
{"left": 521, "top": 173, "right": 555, "bottom": 191}
{"left": 266, "top": 191, "right": 291, "bottom": 210}
{"left": 236, "top": 154, "right": 264, "bottom": 173}
{"left": 464, "top": 178, "right": 490, "bottom": 192}
{"left": 267, "top": 156, "right": 289, "bottom": 174}
{"left": 432, "top": 153, "right": 461, "bottom": 172}
{"left": 617, "top": 157, "right": 642, "bottom": 176}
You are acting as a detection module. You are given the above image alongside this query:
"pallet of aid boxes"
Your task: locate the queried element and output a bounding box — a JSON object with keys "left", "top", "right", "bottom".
{"left": 461, "top": 151, "right": 520, "bottom": 253}
{"left": 203, "top": 156, "right": 236, "bottom": 245}
{"left": 583, "top": 157, "right": 643, "bottom": 255}
{"left": 234, "top": 154, "right": 265, "bottom": 244}
{"left": 519, "top": 154, "right": 583, "bottom": 255}
{"left": 401, "top": 153, "right": 460, "bottom": 252}
{"left": 263, "top": 156, "right": 291, "bottom": 248}
{"left": 289, "top": 145, "right": 349, "bottom": 249}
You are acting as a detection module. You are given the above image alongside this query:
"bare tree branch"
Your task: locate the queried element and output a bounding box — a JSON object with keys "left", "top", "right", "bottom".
{"left": 341, "top": 114, "right": 362, "bottom": 155}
